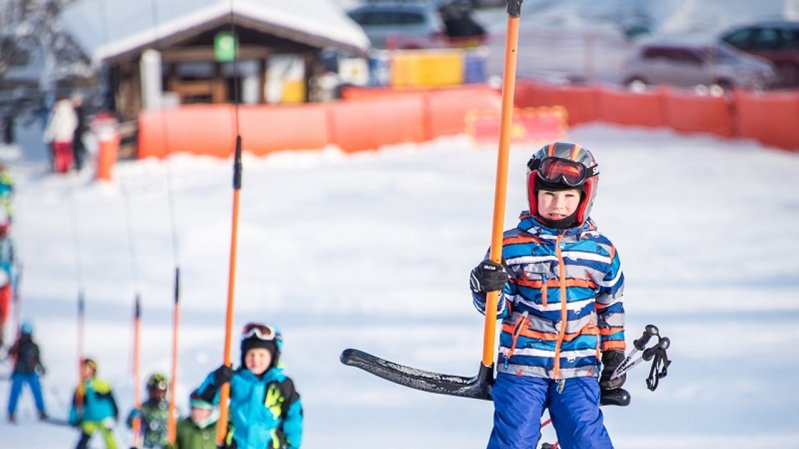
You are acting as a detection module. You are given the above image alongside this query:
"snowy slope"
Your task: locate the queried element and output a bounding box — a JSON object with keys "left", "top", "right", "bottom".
{"left": 1, "top": 121, "right": 798, "bottom": 448}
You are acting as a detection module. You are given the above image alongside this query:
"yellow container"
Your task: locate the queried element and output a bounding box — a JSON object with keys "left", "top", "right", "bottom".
{"left": 281, "top": 79, "right": 306, "bottom": 104}
{"left": 391, "top": 50, "right": 464, "bottom": 88}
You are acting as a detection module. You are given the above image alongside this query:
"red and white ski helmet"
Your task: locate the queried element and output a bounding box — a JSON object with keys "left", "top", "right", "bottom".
{"left": 526, "top": 141, "right": 600, "bottom": 226}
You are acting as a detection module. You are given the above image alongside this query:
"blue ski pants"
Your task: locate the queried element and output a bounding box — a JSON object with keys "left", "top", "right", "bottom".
{"left": 487, "top": 373, "right": 613, "bottom": 449}
{"left": 7, "top": 372, "right": 46, "bottom": 415}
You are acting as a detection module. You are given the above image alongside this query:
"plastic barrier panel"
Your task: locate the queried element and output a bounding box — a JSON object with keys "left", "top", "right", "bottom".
{"left": 238, "top": 105, "right": 328, "bottom": 155}
{"left": 424, "top": 86, "right": 502, "bottom": 138}
{"left": 138, "top": 105, "right": 234, "bottom": 159}
{"left": 327, "top": 96, "right": 426, "bottom": 152}
{"left": 138, "top": 104, "right": 329, "bottom": 159}
{"left": 664, "top": 90, "right": 734, "bottom": 137}
{"left": 597, "top": 88, "right": 666, "bottom": 128}
{"left": 466, "top": 106, "right": 567, "bottom": 144}
{"left": 514, "top": 81, "right": 600, "bottom": 125}
{"left": 391, "top": 50, "right": 464, "bottom": 88}
{"left": 735, "top": 90, "right": 799, "bottom": 150}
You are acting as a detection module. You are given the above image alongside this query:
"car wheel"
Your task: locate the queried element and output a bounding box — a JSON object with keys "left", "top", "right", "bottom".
{"left": 624, "top": 77, "right": 648, "bottom": 92}
{"left": 711, "top": 79, "right": 734, "bottom": 94}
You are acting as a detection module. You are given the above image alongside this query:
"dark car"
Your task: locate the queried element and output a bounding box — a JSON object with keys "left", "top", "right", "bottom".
{"left": 720, "top": 21, "right": 799, "bottom": 86}
{"left": 347, "top": 1, "right": 486, "bottom": 49}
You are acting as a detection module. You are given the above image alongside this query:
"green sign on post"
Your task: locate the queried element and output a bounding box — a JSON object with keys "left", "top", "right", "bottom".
{"left": 214, "top": 31, "right": 238, "bottom": 62}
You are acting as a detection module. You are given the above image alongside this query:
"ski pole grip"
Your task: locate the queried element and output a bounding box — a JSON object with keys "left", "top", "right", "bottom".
{"left": 233, "top": 135, "right": 242, "bottom": 189}
{"left": 642, "top": 337, "right": 670, "bottom": 361}
{"left": 633, "top": 324, "right": 659, "bottom": 350}
{"left": 507, "top": 0, "right": 522, "bottom": 17}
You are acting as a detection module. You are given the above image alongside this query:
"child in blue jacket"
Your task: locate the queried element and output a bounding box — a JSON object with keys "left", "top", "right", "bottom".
{"left": 69, "top": 358, "right": 120, "bottom": 449}
{"left": 470, "top": 142, "right": 627, "bottom": 449}
{"left": 196, "top": 323, "right": 303, "bottom": 449}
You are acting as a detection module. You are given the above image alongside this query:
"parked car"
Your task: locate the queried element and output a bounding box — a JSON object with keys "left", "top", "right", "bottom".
{"left": 347, "top": 1, "right": 486, "bottom": 49}
{"left": 621, "top": 39, "right": 778, "bottom": 91}
{"left": 720, "top": 21, "right": 799, "bottom": 87}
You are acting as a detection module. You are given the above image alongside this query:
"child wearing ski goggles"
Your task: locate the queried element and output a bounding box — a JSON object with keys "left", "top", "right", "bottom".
{"left": 470, "top": 141, "right": 627, "bottom": 449}
{"left": 193, "top": 322, "right": 303, "bottom": 449}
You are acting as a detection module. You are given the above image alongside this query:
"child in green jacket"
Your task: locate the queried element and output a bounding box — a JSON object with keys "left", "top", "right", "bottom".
{"left": 170, "top": 390, "right": 218, "bottom": 449}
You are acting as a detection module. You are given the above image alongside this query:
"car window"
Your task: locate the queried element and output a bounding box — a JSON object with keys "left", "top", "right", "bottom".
{"left": 641, "top": 47, "right": 668, "bottom": 60}
{"left": 778, "top": 28, "right": 799, "bottom": 49}
{"left": 665, "top": 48, "right": 703, "bottom": 65}
{"left": 724, "top": 29, "right": 754, "bottom": 48}
{"left": 751, "top": 28, "right": 782, "bottom": 50}
{"left": 348, "top": 9, "right": 426, "bottom": 26}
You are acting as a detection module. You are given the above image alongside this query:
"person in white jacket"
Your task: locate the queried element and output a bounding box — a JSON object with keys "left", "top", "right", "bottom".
{"left": 43, "top": 97, "right": 78, "bottom": 173}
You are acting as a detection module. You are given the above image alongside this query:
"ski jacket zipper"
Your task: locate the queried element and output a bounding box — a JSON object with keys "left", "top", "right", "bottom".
{"left": 553, "top": 234, "right": 568, "bottom": 379}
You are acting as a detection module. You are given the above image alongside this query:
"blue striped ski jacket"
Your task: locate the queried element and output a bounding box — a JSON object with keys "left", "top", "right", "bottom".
{"left": 473, "top": 212, "right": 626, "bottom": 380}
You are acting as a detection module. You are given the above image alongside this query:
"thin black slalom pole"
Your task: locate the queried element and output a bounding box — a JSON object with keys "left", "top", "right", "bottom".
{"left": 339, "top": 0, "right": 524, "bottom": 400}
{"left": 216, "top": 2, "right": 243, "bottom": 446}
{"left": 131, "top": 294, "right": 143, "bottom": 449}
{"left": 66, "top": 180, "right": 86, "bottom": 411}
{"left": 166, "top": 267, "right": 180, "bottom": 442}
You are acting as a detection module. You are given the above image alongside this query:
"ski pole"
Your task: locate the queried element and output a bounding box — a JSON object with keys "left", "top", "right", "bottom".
{"left": 76, "top": 290, "right": 85, "bottom": 412}
{"left": 167, "top": 268, "right": 180, "bottom": 444}
{"left": 216, "top": 135, "right": 243, "bottom": 449}
{"left": 131, "top": 294, "right": 142, "bottom": 449}
{"left": 645, "top": 337, "right": 671, "bottom": 391}
{"left": 12, "top": 262, "right": 22, "bottom": 338}
{"left": 611, "top": 324, "right": 659, "bottom": 379}
{"left": 612, "top": 335, "right": 671, "bottom": 381}
{"left": 481, "top": 0, "right": 523, "bottom": 371}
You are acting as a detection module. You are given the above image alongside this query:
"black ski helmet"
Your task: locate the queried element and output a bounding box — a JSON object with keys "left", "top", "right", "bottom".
{"left": 240, "top": 322, "right": 282, "bottom": 368}
{"left": 526, "top": 141, "right": 600, "bottom": 226}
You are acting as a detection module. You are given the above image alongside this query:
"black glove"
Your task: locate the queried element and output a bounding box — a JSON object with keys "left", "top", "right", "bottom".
{"left": 599, "top": 350, "right": 626, "bottom": 390}
{"left": 213, "top": 364, "right": 235, "bottom": 386}
{"left": 470, "top": 260, "right": 509, "bottom": 293}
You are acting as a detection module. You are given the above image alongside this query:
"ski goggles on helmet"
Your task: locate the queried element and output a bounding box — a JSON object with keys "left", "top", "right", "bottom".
{"left": 149, "top": 380, "right": 168, "bottom": 391}
{"left": 530, "top": 157, "right": 598, "bottom": 187}
{"left": 241, "top": 323, "right": 277, "bottom": 342}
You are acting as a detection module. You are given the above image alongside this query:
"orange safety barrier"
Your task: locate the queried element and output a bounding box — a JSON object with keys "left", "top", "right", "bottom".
{"left": 138, "top": 104, "right": 330, "bottom": 158}
{"left": 734, "top": 89, "right": 799, "bottom": 150}
{"left": 425, "top": 86, "right": 502, "bottom": 139}
{"left": 664, "top": 90, "right": 734, "bottom": 137}
{"left": 136, "top": 84, "right": 799, "bottom": 159}
{"left": 237, "top": 105, "right": 328, "bottom": 155}
{"left": 466, "top": 106, "right": 567, "bottom": 144}
{"left": 138, "top": 105, "right": 234, "bottom": 159}
{"left": 327, "top": 96, "right": 426, "bottom": 152}
{"left": 597, "top": 88, "right": 666, "bottom": 128}
{"left": 514, "top": 81, "right": 600, "bottom": 125}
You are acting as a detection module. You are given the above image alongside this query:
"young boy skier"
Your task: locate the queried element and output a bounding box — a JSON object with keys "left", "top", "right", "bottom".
{"left": 469, "top": 142, "right": 626, "bottom": 449}
{"left": 69, "top": 358, "right": 120, "bottom": 449}
{"left": 126, "top": 372, "right": 171, "bottom": 448}
{"left": 196, "top": 322, "right": 303, "bottom": 449}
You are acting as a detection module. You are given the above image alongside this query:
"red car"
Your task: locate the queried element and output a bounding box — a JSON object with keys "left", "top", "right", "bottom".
{"left": 720, "top": 21, "right": 799, "bottom": 87}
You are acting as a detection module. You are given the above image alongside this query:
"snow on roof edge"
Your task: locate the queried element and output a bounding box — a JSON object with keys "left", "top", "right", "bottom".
{"left": 64, "top": 0, "right": 370, "bottom": 65}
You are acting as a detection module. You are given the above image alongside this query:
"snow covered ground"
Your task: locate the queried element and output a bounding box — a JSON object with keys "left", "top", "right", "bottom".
{"left": 1, "top": 118, "right": 798, "bottom": 448}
